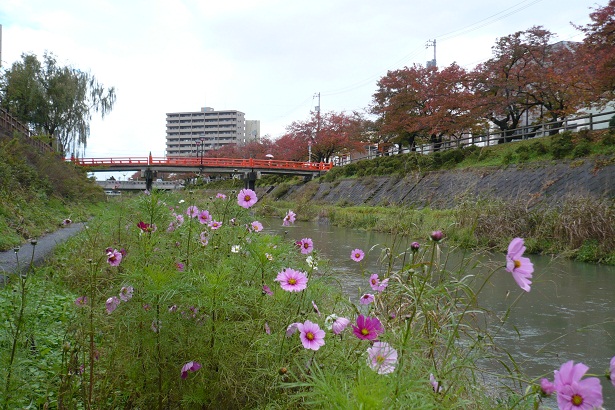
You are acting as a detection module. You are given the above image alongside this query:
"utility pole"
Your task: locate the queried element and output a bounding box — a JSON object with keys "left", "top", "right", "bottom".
{"left": 313, "top": 92, "right": 320, "bottom": 162}
{"left": 426, "top": 39, "right": 436, "bottom": 68}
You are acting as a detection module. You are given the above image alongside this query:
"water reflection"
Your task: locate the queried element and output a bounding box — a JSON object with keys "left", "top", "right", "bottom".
{"left": 264, "top": 218, "right": 615, "bottom": 405}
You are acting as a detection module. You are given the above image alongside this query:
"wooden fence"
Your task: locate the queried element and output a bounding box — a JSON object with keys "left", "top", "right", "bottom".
{"left": 0, "top": 107, "right": 53, "bottom": 153}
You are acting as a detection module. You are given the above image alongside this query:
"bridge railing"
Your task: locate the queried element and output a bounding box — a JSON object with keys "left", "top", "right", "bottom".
{"left": 71, "top": 155, "right": 334, "bottom": 171}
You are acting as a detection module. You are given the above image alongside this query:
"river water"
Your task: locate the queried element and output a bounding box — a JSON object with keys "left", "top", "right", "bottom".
{"left": 264, "top": 218, "right": 615, "bottom": 407}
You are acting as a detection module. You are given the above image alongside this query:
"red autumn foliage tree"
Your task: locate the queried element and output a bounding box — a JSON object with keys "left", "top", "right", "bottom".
{"left": 372, "top": 63, "right": 480, "bottom": 151}
{"left": 278, "top": 111, "right": 365, "bottom": 162}
{"left": 576, "top": 0, "right": 615, "bottom": 104}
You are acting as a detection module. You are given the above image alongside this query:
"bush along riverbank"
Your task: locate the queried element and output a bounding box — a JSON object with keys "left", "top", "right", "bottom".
{"left": 2, "top": 188, "right": 614, "bottom": 409}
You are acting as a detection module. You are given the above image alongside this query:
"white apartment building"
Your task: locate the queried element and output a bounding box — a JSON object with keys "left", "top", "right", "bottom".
{"left": 166, "top": 107, "right": 246, "bottom": 157}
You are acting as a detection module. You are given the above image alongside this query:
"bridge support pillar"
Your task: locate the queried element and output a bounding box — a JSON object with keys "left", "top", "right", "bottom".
{"left": 144, "top": 169, "right": 153, "bottom": 191}
{"left": 244, "top": 171, "right": 258, "bottom": 191}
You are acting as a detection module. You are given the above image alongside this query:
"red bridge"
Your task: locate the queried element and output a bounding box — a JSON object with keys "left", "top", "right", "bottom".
{"left": 70, "top": 154, "right": 332, "bottom": 189}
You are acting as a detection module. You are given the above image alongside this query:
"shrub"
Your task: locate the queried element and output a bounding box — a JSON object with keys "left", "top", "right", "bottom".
{"left": 572, "top": 141, "right": 592, "bottom": 159}
{"left": 551, "top": 131, "right": 574, "bottom": 159}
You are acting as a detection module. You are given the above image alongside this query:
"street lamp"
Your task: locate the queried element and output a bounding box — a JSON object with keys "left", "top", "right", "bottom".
{"left": 199, "top": 137, "right": 205, "bottom": 167}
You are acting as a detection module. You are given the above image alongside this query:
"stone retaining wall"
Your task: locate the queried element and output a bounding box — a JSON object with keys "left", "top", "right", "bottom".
{"left": 277, "top": 158, "right": 615, "bottom": 208}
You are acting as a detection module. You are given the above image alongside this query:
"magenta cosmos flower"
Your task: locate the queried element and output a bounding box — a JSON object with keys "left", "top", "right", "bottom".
{"left": 262, "top": 284, "right": 273, "bottom": 296}
{"left": 283, "top": 210, "right": 296, "bottom": 226}
{"left": 106, "top": 249, "right": 123, "bottom": 266}
{"left": 216, "top": 193, "right": 226, "bottom": 199}
{"left": 119, "top": 286, "right": 134, "bottom": 302}
{"left": 105, "top": 296, "right": 120, "bottom": 314}
{"left": 610, "top": 356, "right": 615, "bottom": 388}
{"left": 274, "top": 268, "right": 308, "bottom": 292}
{"left": 554, "top": 360, "right": 603, "bottom": 410}
{"left": 352, "top": 315, "right": 384, "bottom": 340}
{"left": 298, "top": 238, "right": 314, "bottom": 254}
{"left": 180, "top": 361, "right": 201, "bottom": 379}
{"left": 367, "top": 342, "right": 398, "bottom": 374}
{"left": 297, "top": 320, "right": 325, "bottom": 351}
{"left": 198, "top": 210, "right": 212, "bottom": 224}
{"left": 237, "top": 188, "right": 258, "bottom": 208}
{"left": 430, "top": 230, "right": 444, "bottom": 242}
{"left": 505, "top": 238, "right": 534, "bottom": 292}
{"left": 251, "top": 221, "right": 263, "bottom": 232}
{"left": 351, "top": 248, "right": 365, "bottom": 262}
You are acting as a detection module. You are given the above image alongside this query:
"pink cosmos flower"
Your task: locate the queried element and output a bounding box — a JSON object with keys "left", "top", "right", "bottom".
{"left": 505, "top": 238, "right": 534, "bottom": 292}
{"left": 351, "top": 248, "right": 365, "bottom": 262}
{"left": 264, "top": 322, "right": 271, "bottom": 335}
{"left": 262, "top": 284, "right": 273, "bottom": 296}
{"left": 331, "top": 316, "right": 350, "bottom": 335}
{"left": 107, "top": 249, "right": 123, "bottom": 266}
{"left": 209, "top": 220, "right": 222, "bottom": 230}
{"left": 105, "top": 296, "right": 120, "bottom": 314}
{"left": 274, "top": 268, "right": 308, "bottom": 292}
{"left": 237, "top": 189, "right": 258, "bottom": 208}
{"left": 216, "top": 193, "right": 227, "bottom": 199}
{"left": 298, "top": 238, "right": 314, "bottom": 254}
{"left": 75, "top": 296, "right": 88, "bottom": 307}
{"left": 283, "top": 210, "right": 296, "bottom": 226}
{"left": 359, "top": 293, "right": 375, "bottom": 305}
{"left": 186, "top": 205, "right": 199, "bottom": 218}
{"left": 251, "top": 221, "right": 263, "bottom": 232}
{"left": 62, "top": 218, "right": 72, "bottom": 225}
{"left": 367, "top": 342, "right": 397, "bottom": 374}
{"left": 312, "top": 300, "right": 321, "bottom": 315}
{"left": 554, "top": 360, "right": 603, "bottom": 410}
{"left": 297, "top": 320, "right": 325, "bottom": 351}
{"left": 369, "top": 274, "right": 389, "bottom": 292}
{"left": 119, "top": 286, "right": 134, "bottom": 302}
{"left": 430, "top": 373, "right": 443, "bottom": 393}
{"left": 199, "top": 232, "right": 209, "bottom": 246}
{"left": 175, "top": 214, "right": 184, "bottom": 225}
{"left": 410, "top": 241, "right": 420, "bottom": 252}
{"left": 540, "top": 378, "right": 555, "bottom": 396}
{"left": 176, "top": 262, "right": 185, "bottom": 271}
{"left": 181, "top": 361, "right": 202, "bottom": 379}
{"left": 610, "top": 356, "right": 615, "bottom": 388}
{"left": 352, "top": 315, "right": 384, "bottom": 340}
{"left": 285, "top": 322, "right": 300, "bottom": 338}
{"left": 167, "top": 222, "right": 176, "bottom": 232}
{"left": 197, "top": 210, "right": 212, "bottom": 224}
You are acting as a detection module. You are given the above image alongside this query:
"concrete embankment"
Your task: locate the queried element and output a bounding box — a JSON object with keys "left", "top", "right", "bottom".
{"left": 273, "top": 158, "right": 615, "bottom": 208}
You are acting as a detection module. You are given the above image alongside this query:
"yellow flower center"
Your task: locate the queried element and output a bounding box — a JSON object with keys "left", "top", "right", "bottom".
{"left": 571, "top": 394, "right": 583, "bottom": 406}
{"left": 513, "top": 259, "right": 521, "bottom": 269}
{"left": 376, "top": 355, "right": 385, "bottom": 364}
{"left": 288, "top": 278, "right": 297, "bottom": 285}
{"left": 306, "top": 332, "right": 314, "bottom": 341}
{"left": 361, "top": 328, "right": 369, "bottom": 335}
{"left": 244, "top": 195, "right": 251, "bottom": 201}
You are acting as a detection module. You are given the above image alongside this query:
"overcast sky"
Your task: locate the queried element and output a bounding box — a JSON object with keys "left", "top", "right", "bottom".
{"left": 0, "top": 0, "right": 601, "bottom": 161}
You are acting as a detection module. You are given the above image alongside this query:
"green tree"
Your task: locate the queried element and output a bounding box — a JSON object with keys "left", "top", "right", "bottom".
{"left": 0, "top": 52, "right": 116, "bottom": 155}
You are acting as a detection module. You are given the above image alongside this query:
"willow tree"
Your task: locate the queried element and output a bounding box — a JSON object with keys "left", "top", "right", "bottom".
{"left": 0, "top": 52, "right": 116, "bottom": 156}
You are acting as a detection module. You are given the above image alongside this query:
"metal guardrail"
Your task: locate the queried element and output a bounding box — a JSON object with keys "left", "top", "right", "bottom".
{"left": 415, "top": 109, "right": 615, "bottom": 154}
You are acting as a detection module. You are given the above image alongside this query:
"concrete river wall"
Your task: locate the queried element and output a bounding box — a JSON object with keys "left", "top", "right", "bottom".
{"left": 276, "top": 158, "right": 615, "bottom": 208}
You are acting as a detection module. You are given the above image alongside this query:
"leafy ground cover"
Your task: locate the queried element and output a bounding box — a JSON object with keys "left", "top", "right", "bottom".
{"left": 7, "top": 189, "right": 607, "bottom": 409}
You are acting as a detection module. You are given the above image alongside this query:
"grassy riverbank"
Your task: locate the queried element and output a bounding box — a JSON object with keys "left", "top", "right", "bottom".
{"left": 2, "top": 190, "right": 559, "bottom": 409}
{"left": 0, "top": 135, "right": 104, "bottom": 251}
